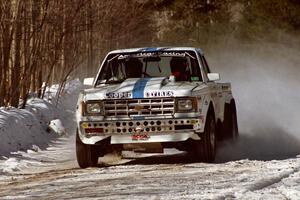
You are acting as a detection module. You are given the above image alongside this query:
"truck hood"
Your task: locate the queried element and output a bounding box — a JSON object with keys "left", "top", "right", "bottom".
{"left": 84, "top": 77, "right": 205, "bottom": 100}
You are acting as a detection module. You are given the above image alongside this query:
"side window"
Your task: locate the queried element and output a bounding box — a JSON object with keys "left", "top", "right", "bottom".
{"left": 197, "top": 52, "right": 207, "bottom": 81}
{"left": 202, "top": 56, "right": 211, "bottom": 74}
{"left": 190, "top": 57, "right": 202, "bottom": 81}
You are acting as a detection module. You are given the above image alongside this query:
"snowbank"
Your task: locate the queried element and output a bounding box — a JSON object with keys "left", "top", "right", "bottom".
{"left": 0, "top": 79, "right": 82, "bottom": 158}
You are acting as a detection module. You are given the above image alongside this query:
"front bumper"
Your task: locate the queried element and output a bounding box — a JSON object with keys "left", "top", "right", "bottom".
{"left": 78, "top": 118, "right": 204, "bottom": 145}
{"left": 80, "top": 131, "right": 203, "bottom": 144}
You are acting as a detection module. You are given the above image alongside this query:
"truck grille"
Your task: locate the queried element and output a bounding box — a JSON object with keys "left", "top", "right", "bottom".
{"left": 103, "top": 98, "right": 175, "bottom": 117}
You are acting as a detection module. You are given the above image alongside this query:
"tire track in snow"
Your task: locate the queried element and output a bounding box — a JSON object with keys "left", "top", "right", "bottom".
{"left": 0, "top": 167, "right": 82, "bottom": 195}
{"left": 246, "top": 166, "right": 300, "bottom": 192}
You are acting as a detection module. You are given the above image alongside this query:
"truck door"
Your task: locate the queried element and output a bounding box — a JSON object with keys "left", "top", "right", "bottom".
{"left": 200, "top": 55, "right": 223, "bottom": 118}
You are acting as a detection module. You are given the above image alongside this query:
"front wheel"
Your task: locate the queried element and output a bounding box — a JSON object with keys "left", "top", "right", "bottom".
{"left": 190, "top": 110, "right": 216, "bottom": 162}
{"left": 76, "top": 130, "right": 99, "bottom": 168}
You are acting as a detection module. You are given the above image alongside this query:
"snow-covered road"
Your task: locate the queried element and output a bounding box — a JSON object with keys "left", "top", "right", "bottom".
{"left": 1, "top": 79, "right": 300, "bottom": 199}
{"left": 0, "top": 134, "right": 300, "bottom": 200}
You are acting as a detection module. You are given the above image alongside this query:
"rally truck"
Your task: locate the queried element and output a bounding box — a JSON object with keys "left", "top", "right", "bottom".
{"left": 76, "top": 47, "right": 238, "bottom": 168}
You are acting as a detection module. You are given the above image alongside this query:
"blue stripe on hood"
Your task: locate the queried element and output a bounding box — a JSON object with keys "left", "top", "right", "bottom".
{"left": 142, "top": 47, "right": 158, "bottom": 52}
{"left": 132, "top": 78, "right": 151, "bottom": 98}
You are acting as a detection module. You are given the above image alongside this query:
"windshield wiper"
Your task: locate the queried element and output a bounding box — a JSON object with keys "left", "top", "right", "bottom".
{"left": 97, "top": 79, "right": 123, "bottom": 85}
{"left": 106, "top": 80, "right": 124, "bottom": 84}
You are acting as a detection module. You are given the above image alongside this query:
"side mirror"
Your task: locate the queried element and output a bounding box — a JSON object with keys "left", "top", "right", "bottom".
{"left": 207, "top": 73, "right": 220, "bottom": 81}
{"left": 83, "top": 77, "right": 94, "bottom": 86}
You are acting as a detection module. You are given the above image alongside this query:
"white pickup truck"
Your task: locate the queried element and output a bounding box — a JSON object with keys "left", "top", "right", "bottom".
{"left": 76, "top": 47, "right": 238, "bottom": 168}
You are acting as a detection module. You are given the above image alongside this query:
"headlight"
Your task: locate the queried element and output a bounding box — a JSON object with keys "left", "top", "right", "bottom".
{"left": 176, "top": 98, "right": 197, "bottom": 112}
{"left": 85, "top": 101, "right": 103, "bottom": 115}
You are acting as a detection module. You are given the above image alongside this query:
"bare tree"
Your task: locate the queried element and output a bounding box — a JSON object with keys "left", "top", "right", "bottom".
{"left": 0, "top": 0, "right": 154, "bottom": 108}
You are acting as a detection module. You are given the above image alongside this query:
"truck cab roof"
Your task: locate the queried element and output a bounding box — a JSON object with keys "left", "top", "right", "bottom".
{"left": 108, "top": 47, "right": 204, "bottom": 55}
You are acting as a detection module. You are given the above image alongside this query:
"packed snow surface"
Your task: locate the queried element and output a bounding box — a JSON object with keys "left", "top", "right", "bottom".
{"left": 1, "top": 144, "right": 300, "bottom": 199}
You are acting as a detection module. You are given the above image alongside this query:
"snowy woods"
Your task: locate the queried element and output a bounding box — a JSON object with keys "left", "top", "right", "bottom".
{"left": 0, "top": 0, "right": 151, "bottom": 108}
{"left": 1, "top": 0, "right": 300, "bottom": 108}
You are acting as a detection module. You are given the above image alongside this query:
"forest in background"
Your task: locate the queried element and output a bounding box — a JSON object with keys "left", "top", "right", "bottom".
{"left": 0, "top": 0, "right": 300, "bottom": 108}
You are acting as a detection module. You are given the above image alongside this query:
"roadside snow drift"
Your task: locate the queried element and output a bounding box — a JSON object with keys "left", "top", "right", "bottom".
{"left": 0, "top": 79, "right": 82, "bottom": 167}
{"left": 0, "top": 105, "right": 55, "bottom": 156}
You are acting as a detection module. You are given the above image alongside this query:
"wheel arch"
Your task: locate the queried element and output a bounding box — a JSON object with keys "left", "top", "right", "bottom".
{"left": 223, "top": 97, "right": 236, "bottom": 121}
{"left": 202, "top": 101, "right": 216, "bottom": 130}
{"left": 208, "top": 101, "right": 215, "bottom": 117}
{"left": 230, "top": 98, "right": 237, "bottom": 113}
{"left": 221, "top": 97, "right": 239, "bottom": 140}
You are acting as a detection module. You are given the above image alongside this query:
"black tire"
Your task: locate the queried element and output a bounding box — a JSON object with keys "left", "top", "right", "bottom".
{"left": 223, "top": 101, "right": 239, "bottom": 140}
{"left": 76, "top": 130, "right": 99, "bottom": 168}
{"left": 190, "top": 109, "right": 216, "bottom": 162}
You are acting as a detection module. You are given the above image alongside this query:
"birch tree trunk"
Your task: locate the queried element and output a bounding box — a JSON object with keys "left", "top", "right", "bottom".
{"left": 10, "top": 1, "right": 23, "bottom": 107}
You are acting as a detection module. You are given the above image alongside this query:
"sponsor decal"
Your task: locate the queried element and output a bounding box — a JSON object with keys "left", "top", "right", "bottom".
{"left": 106, "top": 92, "right": 131, "bottom": 99}
{"left": 129, "top": 51, "right": 187, "bottom": 58}
{"left": 136, "top": 52, "right": 155, "bottom": 57}
{"left": 145, "top": 91, "right": 174, "bottom": 97}
{"left": 161, "top": 52, "right": 185, "bottom": 57}
{"left": 131, "top": 133, "right": 150, "bottom": 141}
{"left": 118, "top": 55, "right": 129, "bottom": 60}
{"left": 105, "top": 78, "right": 174, "bottom": 99}
{"left": 106, "top": 91, "right": 173, "bottom": 100}
{"left": 131, "top": 125, "right": 150, "bottom": 140}
{"left": 132, "top": 125, "right": 150, "bottom": 140}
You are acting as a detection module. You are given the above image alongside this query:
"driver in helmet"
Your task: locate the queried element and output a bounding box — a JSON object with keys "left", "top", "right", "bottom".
{"left": 170, "top": 57, "right": 190, "bottom": 81}
{"left": 125, "top": 57, "right": 143, "bottom": 78}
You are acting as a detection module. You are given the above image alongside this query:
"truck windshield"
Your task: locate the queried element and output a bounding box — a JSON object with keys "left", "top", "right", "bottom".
{"left": 96, "top": 51, "right": 202, "bottom": 85}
